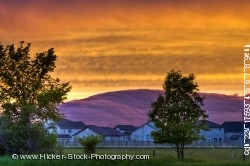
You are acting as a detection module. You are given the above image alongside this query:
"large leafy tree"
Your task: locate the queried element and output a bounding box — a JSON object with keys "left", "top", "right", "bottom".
{"left": 148, "top": 70, "right": 208, "bottom": 160}
{"left": 0, "top": 41, "right": 71, "bottom": 154}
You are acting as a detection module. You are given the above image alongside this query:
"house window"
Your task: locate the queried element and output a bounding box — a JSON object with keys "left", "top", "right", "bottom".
{"left": 214, "top": 138, "right": 217, "bottom": 141}
{"left": 219, "top": 138, "right": 222, "bottom": 141}
{"left": 68, "top": 129, "right": 71, "bottom": 133}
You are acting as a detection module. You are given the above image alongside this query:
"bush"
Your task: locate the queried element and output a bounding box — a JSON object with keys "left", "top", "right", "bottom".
{"left": 78, "top": 135, "right": 103, "bottom": 154}
{"left": 55, "top": 141, "right": 65, "bottom": 155}
{"left": 0, "top": 115, "right": 58, "bottom": 154}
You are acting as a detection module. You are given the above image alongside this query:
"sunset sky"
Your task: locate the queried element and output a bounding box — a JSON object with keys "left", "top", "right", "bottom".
{"left": 1, "top": 0, "right": 250, "bottom": 100}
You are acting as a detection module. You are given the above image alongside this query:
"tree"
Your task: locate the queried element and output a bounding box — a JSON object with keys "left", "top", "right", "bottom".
{"left": 78, "top": 135, "right": 104, "bottom": 154}
{"left": 0, "top": 41, "right": 71, "bottom": 154}
{"left": 0, "top": 115, "right": 58, "bottom": 154}
{"left": 148, "top": 70, "right": 208, "bottom": 160}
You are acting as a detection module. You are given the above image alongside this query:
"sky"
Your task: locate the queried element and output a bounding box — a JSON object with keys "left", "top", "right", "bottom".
{"left": 1, "top": 0, "right": 250, "bottom": 100}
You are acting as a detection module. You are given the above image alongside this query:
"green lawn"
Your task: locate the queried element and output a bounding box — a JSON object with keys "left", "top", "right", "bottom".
{"left": 1, "top": 148, "right": 250, "bottom": 166}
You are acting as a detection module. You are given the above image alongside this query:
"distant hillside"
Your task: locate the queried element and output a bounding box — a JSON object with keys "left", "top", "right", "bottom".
{"left": 58, "top": 89, "right": 243, "bottom": 127}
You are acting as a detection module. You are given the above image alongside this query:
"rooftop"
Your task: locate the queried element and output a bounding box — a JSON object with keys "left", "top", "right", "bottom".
{"left": 221, "top": 121, "right": 250, "bottom": 132}
{"left": 55, "top": 118, "right": 85, "bottom": 129}
{"left": 57, "top": 134, "right": 72, "bottom": 139}
{"left": 196, "top": 120, "right": 222, "bottom": 128}
{"left": 114, "top": 125, "right": 138, "bottom": 134}
{"left": 74, "top": 125, "right": 124, "bottom": 136}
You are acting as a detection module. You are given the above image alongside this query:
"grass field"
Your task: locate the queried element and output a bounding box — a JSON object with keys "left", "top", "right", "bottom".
{"left": 1, "top": 148, "right": 250, "bottom": 166}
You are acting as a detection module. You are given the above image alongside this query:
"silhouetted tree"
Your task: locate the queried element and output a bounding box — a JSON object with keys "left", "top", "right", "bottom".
{"left": 0, "top": 41, "right": 71, "bottom": 154}
{"left": 148, "top": 70, "right": 208, "bottom": 160}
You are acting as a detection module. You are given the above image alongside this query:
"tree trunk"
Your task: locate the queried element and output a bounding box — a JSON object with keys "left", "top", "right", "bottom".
{"left": 176, "top": 143, "right": 185, "bottom": 160}
{"left": 176, "top": 144, "right": 181, "bottom": 160}
{"left": 180, "top": 143, "right": 185, "bottom": 160}
{"left": 180, "top": 148, "right": 184, "bottom": 160}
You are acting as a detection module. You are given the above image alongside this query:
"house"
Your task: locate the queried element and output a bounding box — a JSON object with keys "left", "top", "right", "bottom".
{"left": 53, "top": 118, "right": 86, "bottom": 141}
{"left": 57, "top": 134, "right": 72, "bottom": 141}
{"left": 130, "top": 121, "right": 157, "bottom": 141}
{"left": 73, "top": 125, "right": 124, "bottom": 141}
{"left": 197, "top": 120, "right": 224, "bottom": 142}
{"left": 221, "top": 121, "right": 250, "bottom": 141}
{"left": 114, "top": 125, "right": 138, "bottom": 141}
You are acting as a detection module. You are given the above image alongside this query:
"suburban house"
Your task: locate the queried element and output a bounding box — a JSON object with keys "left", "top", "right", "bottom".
{"left": 73, "top": 125, "right": 125, "bottom": 141}
{"left": 130, "top": 121, "right": 157, "bottom": 141}
{"left": 197, "top": 120, "right": 224, "bottom": 142}
{"left": 221, "top": 121, "right": 250, "bottom": 141}
{"left": 114, "top": 125, "right": 138, "bottom": 141}
{"left": 53, "top": 118, "right": 86, "bottom": 141}
{"left": 45, "top": 118, "right": 249, "bottom": 145}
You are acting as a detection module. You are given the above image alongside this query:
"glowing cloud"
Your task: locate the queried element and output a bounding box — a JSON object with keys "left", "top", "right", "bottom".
{"left": 1, "top": 0, "right": 249, "bottom": 100}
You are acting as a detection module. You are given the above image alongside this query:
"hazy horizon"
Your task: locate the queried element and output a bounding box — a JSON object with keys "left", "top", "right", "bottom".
{"left": 66, "top": 88, "right": 242, "bottom": 102}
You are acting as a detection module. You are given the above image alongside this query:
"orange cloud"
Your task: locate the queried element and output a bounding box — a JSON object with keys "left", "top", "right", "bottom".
{"left": 0, "top": 0, "right": 249, "bottom": 100}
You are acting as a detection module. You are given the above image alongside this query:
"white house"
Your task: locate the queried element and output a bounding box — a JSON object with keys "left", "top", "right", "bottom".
{"left": 198, "top": 120, "right": 224, "bottom": 142}
{"left": 73, "top": 125, "right": 124, "bottom": 141}
{"left": 44, "top": 118, "right": 229, "bottom": 144}
{"left": 52, "top": 118, "right": 86, "bottom": 141}
{"left": 130, "top": 121, "right": 157, "bottom": 141}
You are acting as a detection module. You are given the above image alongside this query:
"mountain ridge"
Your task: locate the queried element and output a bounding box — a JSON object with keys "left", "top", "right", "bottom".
{"left": 58, "top": 89, "right": 243, "bottom": 127}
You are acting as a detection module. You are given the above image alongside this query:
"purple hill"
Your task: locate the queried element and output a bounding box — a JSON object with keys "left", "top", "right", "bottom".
{"left": 58, "top": 89, "right": 243, "bottom": 127}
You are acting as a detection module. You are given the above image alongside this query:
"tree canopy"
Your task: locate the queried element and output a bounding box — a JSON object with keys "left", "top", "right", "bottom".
{"left": 0, "top": 41, "right": 71, "bottom": 154}
{"left": 148, "top": 70, "right": 208, "bottom": 160}
{"left": 0, "top": 41, "right": 71, "bottom": 122}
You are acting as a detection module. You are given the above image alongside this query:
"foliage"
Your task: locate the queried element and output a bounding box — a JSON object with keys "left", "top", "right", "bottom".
{"left": 0, "top": 41, "right": 71, "bottom": 121}
{"left": 148, "top": 70, "right": 208, "bottom": 160}
{"left": 55, "top": 141, "right": 65, "bottom": 155}
{"left": 78, "top": 135, "right": 104, "bottom": 154}
{"left": 0, "top": 114, "right": 58, "bottom": 154}
{"left": 0, "top": 41, "right": 71, "bottom": 154}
